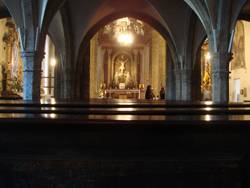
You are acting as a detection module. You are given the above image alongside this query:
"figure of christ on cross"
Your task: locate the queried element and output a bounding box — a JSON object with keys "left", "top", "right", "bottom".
{"left": 117, "top": 56, "right": 129, "bottom": 75}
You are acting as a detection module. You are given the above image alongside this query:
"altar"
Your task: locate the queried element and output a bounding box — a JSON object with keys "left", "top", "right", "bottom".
{"left": 105, "top": 89, "right": 141, "bottom": 99}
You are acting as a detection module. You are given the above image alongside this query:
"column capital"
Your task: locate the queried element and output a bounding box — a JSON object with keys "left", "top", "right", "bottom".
{"left": 180, "top": 69, "right": 193, "bottom": 82}
{"left": 101, "top": 49, "right": 106, "bottom": 54}
{"left": 20, "top": 50, "right": 45, "bottom": 71}
{"left": 139, "top": 49, "right": 144, "bottom": 55}
{"left": 210, "top": 52, "right": 233, "bottom": 74}
{"left": 107, "top": 49, "right": 112, "bottom": 54}
{"left": 22, "top": 69, "right": 42, "bottom": 73}
{"left": 209, "top": 52, "right": 233, "bottom": 62}
{"left": 20, "top": 50, "right": 45, "bottom": 59}
{"left": 174, "top": 69, "right": 181, "bottom": 74}
{"left": 62, "top": 68, "right": 78, "bottom": 74}
{"left": 180, "top": 68, "right": 192, "bottom": 74}
{"left": 133, "top": 49, "right": 139, "bottom": 55}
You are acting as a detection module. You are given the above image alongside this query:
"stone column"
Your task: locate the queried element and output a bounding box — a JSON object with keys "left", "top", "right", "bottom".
{"left": 180, "top": 69, "right": 193, "bottom": 101}
{"left": 174, "top": 70, "right": 181, "bottom": 100}
{"left": 61, "top": 69, "right": 76, "bottom": 99}
{"left": 133, "top": 49, "right": 138, "bottom": 87}
{"left": 131, "top": 54, "right": 134, "bottom": 81}
{"left": 210, "top": 52, "right": 232, "bottom": 102}
{"left": 150, "top": 29, "right": 159, "bottom": 96}
{"left": 144, "top": 44, "right": 150, "bottom": 89}
{"left": 139, "top": 49, "right": 144, "bottom": 85}
{"left": 111, "top": 60, "right": 114, "bottom": 84}
{"left": 159, "top": 34, "right": 166, "bottom": 91}
{"left": 74, "top": 69, "right": 82, "bottom": 99}
{"left": 20, "top": 50, "right": 44, "bottom": 100}
{"left": 107, "top": 49, "right": 112, "bottom": 87}
{"left": 90, "top": 35, "right": 98, "bottom": 98}
{"left": 101, "top": 49, "right": 106, "bottom": 84}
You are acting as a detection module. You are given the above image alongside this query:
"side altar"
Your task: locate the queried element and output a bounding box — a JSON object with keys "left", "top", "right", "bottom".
{"left": 105, "top": 89, "right": 141, "bottom": 99}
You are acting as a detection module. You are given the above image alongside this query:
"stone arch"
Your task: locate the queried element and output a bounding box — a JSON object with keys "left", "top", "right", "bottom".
{"left": 38, "top": 0, "right": 67, "bottom": 54}
{"left": 183, "top": 8, "right": 197, "bottom": 70}
{"left": 183, "top": 1, "right": 214, "bottom": 52}
{"left": 76, "top": 11, "right": 180, "bottom": 72}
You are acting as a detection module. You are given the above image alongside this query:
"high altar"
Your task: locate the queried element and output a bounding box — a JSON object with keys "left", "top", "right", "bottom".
{"left": 89, "top": 17, "right": 166, "bottom": 99}
{"left": 105, "top": 89, "right": 141, "bottom": 99}
{"left": 98, "top": 18, "right": 146, "bottom": 99}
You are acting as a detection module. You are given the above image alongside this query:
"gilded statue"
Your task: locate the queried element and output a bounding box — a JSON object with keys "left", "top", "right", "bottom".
{"left": 203, "top": 70, "right": 210, "bottom": 86}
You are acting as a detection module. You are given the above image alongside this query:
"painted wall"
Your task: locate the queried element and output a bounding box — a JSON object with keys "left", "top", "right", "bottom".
{"left": 0, "top": 18, "right": 9, "bottom": 95}
{"left": 229, "top": 21, "right": 250, "bottom": 102}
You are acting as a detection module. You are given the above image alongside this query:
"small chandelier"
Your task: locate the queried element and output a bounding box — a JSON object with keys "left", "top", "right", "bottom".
{"left": 119, "top": 34, "right": 132, "bottom": 46}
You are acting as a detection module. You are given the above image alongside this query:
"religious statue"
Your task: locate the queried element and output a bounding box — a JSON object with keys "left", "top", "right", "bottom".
{"left": 114, "top": 72, "right": 119, "bottom": 85}
{"left": 98, "top": 88, "right": 104, "bottom": 98}
{"left": 125, "top": 72, "right": 131, "bottom": 86}
{"left": 117, "top": 56, "right": 128, "bottom": 74}
{"left": 203, "top": 70, "right": 210, "bottom": 86}
{"left": 114, "top": 54, "right": 132, "bottom": 87}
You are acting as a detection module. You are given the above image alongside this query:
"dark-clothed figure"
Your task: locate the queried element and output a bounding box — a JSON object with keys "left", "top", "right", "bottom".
{"left": 145, "top": 85, "right": 153, "bottom": 99}
{"left": 160, "top": 86, "right": 165, "bottom": 99}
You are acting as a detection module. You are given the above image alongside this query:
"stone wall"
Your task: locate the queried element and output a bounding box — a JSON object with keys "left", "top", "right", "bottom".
{"left": 229, "top": 21, "right": 250, "bottom": 102}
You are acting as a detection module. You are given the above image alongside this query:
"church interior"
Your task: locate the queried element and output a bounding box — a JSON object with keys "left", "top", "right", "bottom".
{"left": 1, "top": 0, "right": 250, "bottom": 187}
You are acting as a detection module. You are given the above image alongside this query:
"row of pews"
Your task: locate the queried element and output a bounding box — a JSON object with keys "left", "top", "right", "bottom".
{"left": 0, "top": 99, "right": 250, "bottom": 187}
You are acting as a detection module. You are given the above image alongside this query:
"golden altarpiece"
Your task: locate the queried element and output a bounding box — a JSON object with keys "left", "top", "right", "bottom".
{"left": 1, "top": 18, "right": 23, "bottom": 98}
{"left": 93, "top": 17, "right": 166, "bottom": 99}
{"left": 201, "top": 38, "right": 212, "bottom": 101}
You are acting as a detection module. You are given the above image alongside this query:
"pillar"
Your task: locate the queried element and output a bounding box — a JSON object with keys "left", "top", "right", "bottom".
{"left": 158, "top": 34, "right": 166, "bottom": 93}
{"left": 61, "top": 69, "right": 76, "bottom": 99}
{"left": 101, "top": 49, "right": 106, "bottom": 84}
{"left": 210, "top": 52, "right": 232, "bottom": 102}
{"left": 150, "top": 29, "right": 159, "bottom": 96}
{"left": 107, "top": 49, "right": 112, "bottom": 87}
{"left": 133, "top": 49, "right": 138, "bottom": 87}
{"left": 181, "top": 69, "right": 193, "bottom": 101}
{"left": 175, "top": 70, "right": 181, "bottom": 100}
{"left": 74, "top": 69, "right": 81, "bottom": 99}
{"left": 90, "top": 34, "right": 98, "bottom": 98}
{"left": 20, "top": 50, "right": 44, "bottom": 100}
{"left": 139, "top": 50, "right": 144, "bottom": 85}
{"left": 144, "top": 44, "right": 150, "bottom": 89}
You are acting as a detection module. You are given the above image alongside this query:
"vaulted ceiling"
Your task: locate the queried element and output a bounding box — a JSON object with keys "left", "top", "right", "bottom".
{"left": 1, "top": 0, "right": 250, "bottom": 67}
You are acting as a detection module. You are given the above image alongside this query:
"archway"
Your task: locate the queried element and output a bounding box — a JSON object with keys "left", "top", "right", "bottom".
{"left": 79, "top": 16, "right": 174, "bottom": 99}
{"left": 77, "top": 12, "right": 179, "bottom": 100}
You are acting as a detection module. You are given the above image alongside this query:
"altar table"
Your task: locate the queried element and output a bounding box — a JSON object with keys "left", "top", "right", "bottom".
{"left": 105, "top": 89, "right": 141, "bottom": 99}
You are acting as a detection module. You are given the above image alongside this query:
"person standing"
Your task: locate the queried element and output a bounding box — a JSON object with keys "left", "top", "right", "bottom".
{"left": 160, "top": 86, "right": 165, "bottom": 99}
{"left": 145, "top": 85, "right": 154, "bottom": 99}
